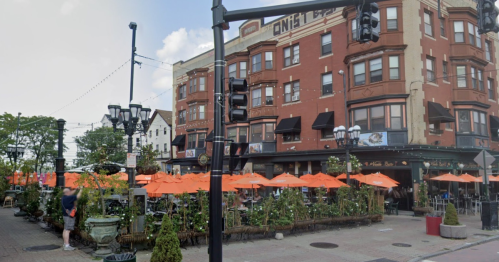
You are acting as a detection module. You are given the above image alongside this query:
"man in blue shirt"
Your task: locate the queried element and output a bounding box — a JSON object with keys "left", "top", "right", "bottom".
{"left": 61, "top": 187, "right": 83, "bottom": 251}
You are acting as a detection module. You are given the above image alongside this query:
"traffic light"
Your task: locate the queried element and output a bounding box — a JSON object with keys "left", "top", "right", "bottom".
{"left": 477, "top": 0, "right": 499, "bottom": 34}
{"left": 228, "top": 142, "right": 248, "bottom": 174}
{"left": 228, "top": 77, "right": 248, "bottom": 122}
{"left": 356, "top": 2, "right": 379, "bottom": 43}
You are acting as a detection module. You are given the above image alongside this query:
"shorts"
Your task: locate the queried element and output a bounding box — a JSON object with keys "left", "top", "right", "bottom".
{"left": 63, "top": 216, "right": 76, "bottom": 231}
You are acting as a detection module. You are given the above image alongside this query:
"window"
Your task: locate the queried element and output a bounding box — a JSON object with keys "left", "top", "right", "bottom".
{"left": 471, "top": 67, "right": 477, "bottom": 89}
{"left": 156, "top": 129, "right": 159, "bottom": 136}
{"left": 387, "top": 7, "right": 398, "bottom": 30}
{"left": 485, "top": 41, "right": 492, "bottom": 62}
{"left": 178, "top": 110, "right": 186, "bottom": 125}
{"left": 352, "top": 19, "right": 358, "bottom": 41}
{"left": 424, "top": 10, "right": 433, "bottom": 37}
{"left": 156, "top": 144, "right": 159, "bottom": 151}
{"left": 199, "top": 77, "right": 205, "bottom": 91}
{"left": 454, "top": 21, "right": 464, "bottom": 43}
{"left": 179, "top": 85, "right": 186, "bottom": 100}
{"left": 390, "top": 105, "right": 402, "bottom": 129}
{"left": 228, "top": 63, "right": 237, "bottom": 78}
{"left": 177, "top": 144, "right": 185, "bottom": 152}
{"left": 440, "top": 18, "right": 446, "bottom": 37}
{"left": 468, "top": 22, "right": 475, "bottom": 46}
{"left": 187, "top": 134, "right": 196, "bottom": 149}
{"left": 265, "top": 52, "right": 273, "bottom": 69}
{"left": 426, "top": 57, "right": 436, "bottom": 83}
{"left": 252, "top": 89, "right": 261, "bottom": 107}
{"left": 265, "top": 87, "right": 273, "bottom": 105}
{"left": 265, "top": 123, "right": 275, "bottom": 141}
{"left": 252, "top": 53, "right": 262, "bottom": 72}
{"left": 240, "top": 61, "right": 247, "bottom": 78}
{"left": 322, "top": 129, "right": 334, "bottom": 139}
{"left": 284, "top": 45, "right": 300, "bottom": 67}
{"left": 389, "top": 56, "right": 399, "bottom": 80}
{"left": 478, "top": 69, "right": 484, "bottom": 91}
{"left": 227, "top": 128, "right": 237, "bottom": 144}
{"left": 284, "top": 81, "right": 300, "bottom": 103}
{"left": 353, "top": 108, "right": 368, "bottom": 131}
{"left": 189, "top": 105, "right": 197, "bottom": 121}
{"left": 149, "top": 130, "right": 152, "bottom": 138}
{"left": 370, "top": 58, "right": 382, "bottom": 83}
{"left": 322, "top": 73, "right": 333, "bottom": 95}
{"left": 136, "top": 137, "right": 140, "bottom": 147}
{"left": 164, "top": 143, "right": 167, "bottom": 152}
{"left": 354, "top": 62, "right": 366, "bottom": 86}
{"left": 198, "top": 133, "right": 206, "bottom": 148}
{"left": 443, "top": 61, "right": 448, "bottom": 81}
{"left": 371, "top": 106, "right": 385, "bottom": 131}
{"left": 488, "top": 78, "right": 495, "bottom": 99}
{"left": 429, "top": 121, "right": 441, "bottom": 134}
{"left": 457, "top": 110, "right": 471, "bottom": 133}
{"left": 251, "top": 124, "right": 262, "bottom": 143}
{"left": 321, "top": 33, "right": 332, "bottom": 55}
{"left": 199, "top": 105, "right": 205, "bottom": 120}
{"left": 457, "top": 66, "right": 467, "bottom": 88}
{"left": 189, "top": 78, "right": 197, "bottom": 93}
{"left": 473, "top": 111, "right": 487, "bottom": 136}
{"left": 283, "top": 132, "right": 300, "bottom": 142}
{"left": 445, "top": 122, "right": 452, "bottom": 130}
{"left": 239, "top": 127, "right": 248, "bottom": 143}
{"left": 164, "top": 128, "right": 167, "bottom": 135}
{"left": 475, "top": 26, "right": 481, "bottom": 48}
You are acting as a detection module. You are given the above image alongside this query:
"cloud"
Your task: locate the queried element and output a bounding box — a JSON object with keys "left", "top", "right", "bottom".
{"left": 60, "top": 0, "right": 79, "bottom": 16}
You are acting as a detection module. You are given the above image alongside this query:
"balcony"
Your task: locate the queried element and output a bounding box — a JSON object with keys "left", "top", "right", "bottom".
{"left": 187, "top": 91, "right": 208, "bottom": 103}
{"left": 249, "top": 106, "right": 277, "bottom": 119}
{"left": 248, "top": 70, "right": 277, "bottom": 85}
{"left": 349, "top": 81, "right": 406, "bottom": 102}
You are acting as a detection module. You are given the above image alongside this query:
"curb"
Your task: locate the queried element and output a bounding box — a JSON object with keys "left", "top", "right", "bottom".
{"left": 407, "top": 234, "right": 499, "bottom": 262}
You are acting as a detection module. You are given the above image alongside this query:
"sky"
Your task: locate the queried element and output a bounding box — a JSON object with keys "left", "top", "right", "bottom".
{"left": 0, "top": 0, "right": 304, "bottom": 163}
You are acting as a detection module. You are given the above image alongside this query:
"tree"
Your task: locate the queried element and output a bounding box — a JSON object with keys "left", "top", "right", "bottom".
{"left": 151, "top": 214, "right": 182, "bottom": 262}
{"left": 74, "top": 127, "right": 126, "bottom": 165}
{"left": 443, "top": 203, "right": 459, "bottom": 226}
{"left": 0, "top": 159, "right": 14, "bottom": 200}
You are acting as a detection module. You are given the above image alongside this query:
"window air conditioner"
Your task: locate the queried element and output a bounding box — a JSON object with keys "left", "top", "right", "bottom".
{"left": 293, "top": 58, "right": 299, "bottom": 64}
{"left": 291, "top": 95, "right": 299, "bottom": 101}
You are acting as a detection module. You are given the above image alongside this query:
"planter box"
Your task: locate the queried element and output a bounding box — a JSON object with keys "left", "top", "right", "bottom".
{"left": 176, "top": 231, "right": 191, "bottom": 240}
{"left": 440, "top": 224, "right": 467, "bottom": 239}
{"left": 273, "top": 224, "right": 293, "bottom": 231}
{"left": 413, "top": 207, "right": 434, "bottom": 217}
{"left": 224, "top": 226, "right": 246, "bottom": 235}
{"left": 245, "top": 225, "right": 269, "bottom": 234}
{"left": 314, "top": 218, "right": 333, "bottom": 225}
{"left": 294, "top": 220, "right": 314, "bottom": 228}
{"left": 426, "top": 216, "right": 442, "bottom": 236}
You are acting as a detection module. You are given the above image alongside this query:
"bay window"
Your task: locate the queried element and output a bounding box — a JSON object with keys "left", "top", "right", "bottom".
{"left": 252, "top": 89, "right": 261, "bottom": 107}
{"left": 354, "top": 62, "right": 366, "bottom": 86}
{"left": 228, "top": 63, "right": 237, "bottom": 78}
{"left": 370, "top": 58, "right": 382, "bottom": 83}
{"left": 252, "top": 54, "right": 262, "bottom": 72}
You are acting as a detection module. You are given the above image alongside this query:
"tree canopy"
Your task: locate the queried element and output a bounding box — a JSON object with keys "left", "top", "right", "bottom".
{"left": 74, "top": 126, "right": 126, "bottom": 165}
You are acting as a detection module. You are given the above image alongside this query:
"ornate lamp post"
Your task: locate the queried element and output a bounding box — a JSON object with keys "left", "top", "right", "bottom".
{"left": 107, "top": 102, "right": 151, "bottom": 187}
{"left": 7, "top": 144, "right": 25, "bottom": 171}
{"left": 333, "top": 125, "right": 361, "bottom": 185}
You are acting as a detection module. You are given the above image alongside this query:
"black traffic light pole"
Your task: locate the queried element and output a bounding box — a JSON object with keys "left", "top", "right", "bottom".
{"left": 210, "top": 0, "right": 384, "bottom": 261}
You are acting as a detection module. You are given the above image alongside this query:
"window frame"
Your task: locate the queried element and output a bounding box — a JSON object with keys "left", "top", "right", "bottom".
{"left": 454, "top": 21, "right": 464, "bottom": 43}
{"left": 353, "top": 108, "right": 368, "bottom": 131}
{"left": 252, "top": 53, "right": 262, "bottom": 73}
{"left": 282, "top": 132, "right": 300, "bottom": 142}
{"left": 389, "top": 56, "right": 400, "bottom": 80}
{"left": 386, "top": 7, "right": 398, "bottom": 31}
{"left": 369, "top": 57, "right": 383, "bottom": 83}
{"left": 426, "top": 56, "right": 436, "bottom": 83}
{"left": 284, "top": 81, "right": 300, "bottom": 103}
{"left": 199, "top": 105, "right": 206, "bottom": 120}
{"left": 354, "top": 62, "right": 366, "bottom": 86}
{"left": 164, "top": 127, "right": 167, "bottom": 135}
{"left": 351, "top": 19, "right": 358, "bottom": 41}
{"left": 456, "top": 65, "right": 467, "bottom": 88}
{"left": 250, "top": 124, "right": 263, "bottom": 143}
{"left": 485, "top": 40, "right": 492, "bottom": 62}
{"left": 321, "top": 32, "right": 332, "bottom": 56}
{"left": 178, "top": 110, "right": 186, "bottom": 125}
{"left": 440, "top": 18, "right": 446, "bottom": 37}
{"left": 265, "top": 87, "right": 273, "bottom": 105}
{"left": 370, "top": 105, "right": 386, "bottom": 131}
{"left": 199, "top": 77, "right": 206, "bottom": 91}
{"left": 488, "top": 78, "right": 495, "bottom": 100}
{"left": 390, "top": 104, "right": 403, "bottom": 130}
{"left": 443, "top": 61, "right": 448, "bottom": 81}
{"left": 468, "top": 22, "right": 475, "bottom": 46}
{"left": 197, "top": 133, "right": 206, "bottom": 148}
{"left": 321, "top": 72, "right": 333, "bottom": 96}
{"left": 240, "top": 61, "right": 247, "bottom": 78}
{"left": 424, "top": 10, "right": 433, "bottom": 37}
{"left": 189, "top": 105, "right": 197, "bottom": 121}
{"left": 228, "top": 63, "right": 237, "bottom": 78}
{"left": 265, "top": 52, "right": 273, "bottom": 69}
{"left": 471, "top": 66, "right": 477, "bottom": 89}
{"left": 179, "top": 85, "right": 186, "bottom": 100}
{"left": 252, "top": 88, "right": 262, "bottom": 108}
{"left": 284, "top": 44, "right": 300, "bottom": 67}
{"left": 187, "top": 134, "right": 197, "bottom": 149}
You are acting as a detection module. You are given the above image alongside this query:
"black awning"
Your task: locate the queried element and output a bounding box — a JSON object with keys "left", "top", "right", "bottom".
{"left": 312, "top": 112, "right": 334, "bottom": 130}
{"left": 171, "top": 135, "right": 186, "bottom": 146}
{"left": 490, "top": 115, "right": 499, "bottom": 129}
{"left": 428, "top": 101, "right": 455, "bottom": 123}
{"left": 275, "top": 116, "right": 301, "bottom": 134}
{"left": 205, "top": 130, "right": 214, "bottom": 142}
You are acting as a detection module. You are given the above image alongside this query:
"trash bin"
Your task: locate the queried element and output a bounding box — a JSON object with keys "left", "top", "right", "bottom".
{"left": 103, "top": 254, "right": 136, "bottom": 262}
{"left": 426, "top": 215, "right": 442, "bottom": 236}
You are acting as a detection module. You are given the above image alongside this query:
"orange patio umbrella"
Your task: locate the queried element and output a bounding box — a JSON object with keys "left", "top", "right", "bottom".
{"left": 151, "top": 180, "right": 196, "bottom": 196}
{"left": 368, "top": 172, "right": 399, "bottom": 184}
{"left": 430, "top": 173, "right": 468, "bottom": 183}
{"left": 137, "top": 180, "right": 149, "bottom": 185}
{"left": 43, "top": 173, "right": 57, "bottom": 187}
{"left": 230, "top": 174, "right": 269, "bottom": 188}
{"left": 477, "top": 175, "right": 499, "bottom": 182}
{"left": 307, "top": 175, "right": 349, "bottom": 188}
{"left": 180, "top": 173, "right": 199, "bottom": 181}
{"left": 300, "top": 173, "right": 316, "bottom": 181}
{"left": 136, "top": 174, "right": 154, "bottom": 181}
{"left": 459, "top": 173, "right": 480, "bottom": 182}
{"left": 242, "top": 172, "right": 264, "bottom": 178}
{"left": 356, "top": 173, "right": 399, "bottom": 188}
{"left": 264, "top": 173, "right": 309, "bottom": 187}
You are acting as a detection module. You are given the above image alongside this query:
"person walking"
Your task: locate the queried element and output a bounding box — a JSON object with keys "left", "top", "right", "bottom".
{"left": 61, "top": 186, "right": 83, "bottom": 251}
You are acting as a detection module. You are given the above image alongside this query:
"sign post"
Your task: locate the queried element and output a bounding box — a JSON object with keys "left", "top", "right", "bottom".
{"left": 474, "top": 150, "right": 498, "bottom": 230}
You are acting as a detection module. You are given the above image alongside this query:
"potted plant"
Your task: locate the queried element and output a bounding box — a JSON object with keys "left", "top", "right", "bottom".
{"left": 24, "top": 182, "right": 43, "bottom": 221}
{"left": 76, "top": 171, "right": 128, "bottom": 257}
{"left": 135, "top": 145, "right": 160, "bottom": 175}
{"left": 440, "top": 203, "right": 466, "bottom": 239}
{"left": 150, "top": 214, "right": 182, "bottom": 262}
{"left": 91, "top": 145, "right": 121, "bottom": 175}
{"left": 413, "top": 181, "right": 433, "bottom": 216}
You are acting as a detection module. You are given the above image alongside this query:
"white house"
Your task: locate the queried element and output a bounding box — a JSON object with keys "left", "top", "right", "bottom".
{"left": 145, "top": 109, "right": 172, "bottom": 172}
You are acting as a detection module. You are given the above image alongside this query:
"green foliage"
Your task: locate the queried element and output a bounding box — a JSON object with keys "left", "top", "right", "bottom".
{"left": 137, "top": 144, "right": 160, "bottom": 168}
{"left": 145, "top": 214, "right": 160, "bottom": 240}
{"left": 417, "top": 181, "right": 429, "bottom": 208}
{"left": 74, "top": 126, "right": 126, "bottom": 165}
{"left": 23, "top": 182, "right": 41, "bottom": 216}
{"left": 175, "top": 193, "right": 191, "bottom": 232}
{"left": 191, "top": 191, "right": 209, "bottom": 232}
{"left": 0, "top": 159, "right": 13, "bottom": 200}
{"left": 311, "top": 187, "right": 329, "bottom": 219}
{"left": 443, "top": 203, "right": 460, "bottom": 226}
{"left": 151, "top": 215, "right": 183, "bottom": 262}
{"left": 326, "top": 154, "right": 362, "bottom": 174}
{"left": 46, "top": 187, "right": 63, "bottom": 224}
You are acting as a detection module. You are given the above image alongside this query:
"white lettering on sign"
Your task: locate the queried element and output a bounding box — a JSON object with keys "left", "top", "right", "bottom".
{"left": 272, "top": 8, "right": 337, "bottom": 36}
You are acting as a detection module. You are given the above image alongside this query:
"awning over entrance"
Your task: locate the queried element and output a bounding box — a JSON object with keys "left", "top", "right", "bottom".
{"left": 171, "top": 134, "right": 186, "bottom": 146}
{"left": 275, "top": 116, "right": 301, "bottom": 134}
{"left": 205, "top": 130, "right": 214, "bottom": 142}
{"left": 490, "top": 115, "right": 499, "bottom": 130}
{"left": 312, "top": 112, "right": 334, "bottom": 130}
{"left": 428, "top": 101, "right": 455, "bottom": 123}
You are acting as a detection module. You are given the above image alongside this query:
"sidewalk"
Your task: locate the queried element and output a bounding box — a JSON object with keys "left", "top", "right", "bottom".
{"left": 1, "top": 206, "right": 497, "bottom": 262}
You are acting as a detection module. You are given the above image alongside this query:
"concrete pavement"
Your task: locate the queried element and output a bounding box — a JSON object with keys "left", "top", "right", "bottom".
{"left": 421, "top": 240, "right": 499, "bottom": 262}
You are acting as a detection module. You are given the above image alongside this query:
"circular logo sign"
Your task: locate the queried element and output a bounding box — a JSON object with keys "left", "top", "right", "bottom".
{"left": 198, "top": 153, "right": 210, "bottom": 166}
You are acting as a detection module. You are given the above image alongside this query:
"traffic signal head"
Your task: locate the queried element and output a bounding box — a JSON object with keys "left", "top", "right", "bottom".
{"left": 228, "top": 77, "right": 248, "bottom": 122}
{"left": 478, "top": 0, "right": 499, "bottom": 34}
{"left": 357, "top": 2, "right": 380, "bottom": 43}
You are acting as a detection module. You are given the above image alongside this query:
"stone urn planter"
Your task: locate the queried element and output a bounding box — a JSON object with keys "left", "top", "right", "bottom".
{"left": 440, "top": 224, "right": 467, "bottom": 239}
{"left": 135, "top": 165, "right": 159, "bottom": 175}
{"left": 85, "top": 217, "right": 121, "bottom": 257}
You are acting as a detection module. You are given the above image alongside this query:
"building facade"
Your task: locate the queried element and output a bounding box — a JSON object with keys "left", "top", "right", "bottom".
{"left": 145, "top": 109, "right": 173, "bottom": 172}
{"left": 171, "top": 0, "right": 499, "bottom": 209}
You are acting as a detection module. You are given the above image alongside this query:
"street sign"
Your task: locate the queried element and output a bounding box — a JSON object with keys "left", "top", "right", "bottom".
{"left": 474, "top": 150, "right": 495, "bottom": 168}
{"left": 127, "top": 153, "right": 137, "bottom": 168}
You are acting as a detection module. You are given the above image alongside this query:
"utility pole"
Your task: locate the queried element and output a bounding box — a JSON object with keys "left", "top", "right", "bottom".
{"left": 14, "top": 112, "right": 21, "bottom": 171}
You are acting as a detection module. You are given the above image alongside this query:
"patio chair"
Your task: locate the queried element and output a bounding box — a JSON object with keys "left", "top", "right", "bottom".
{"left": 386, "top": 202, "right": 399, "bottom": 215}
{"left": 3, "top": 196, "right": 14, "bottom": 208}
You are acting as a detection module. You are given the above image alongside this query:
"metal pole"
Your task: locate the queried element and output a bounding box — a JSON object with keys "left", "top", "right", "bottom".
{"left": 56, "top": 119, "right": 66, "bottom": 187}
{"left": 210, "top": 0, "right": 225, "bottom": 261}
{"left": 129, "top": 22, "right": 137, "bottom": 103}
{"left": 13, "top": 112, "right": 21, "bottom": 171}
{"left": 342, "top": 73, "right": 351, "bottom": 185}
{"left": 483, "top": 151, "right": 489, "bottom": 201}
{"left": 128, "top": 131, "right": 134, "bottom": 187}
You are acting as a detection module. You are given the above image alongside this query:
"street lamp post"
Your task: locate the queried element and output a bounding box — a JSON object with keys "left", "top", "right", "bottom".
{"left": 55, "top": 119, "right": 66, "bottom": 187}
{"left": 7, "top": 144, "right": 25, "bottom": 172}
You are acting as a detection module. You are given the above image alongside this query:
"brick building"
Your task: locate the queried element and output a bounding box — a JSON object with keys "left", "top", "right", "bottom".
{"left": 171, "top": 0, "right": 499, "bottom": 209}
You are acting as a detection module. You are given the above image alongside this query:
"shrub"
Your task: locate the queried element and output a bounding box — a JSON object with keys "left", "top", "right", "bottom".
{"left": 443, "top": 203, "right": 459, "bottom": 226}
{"left": 151, "top": 214, "right": 182, "bottom": 262}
